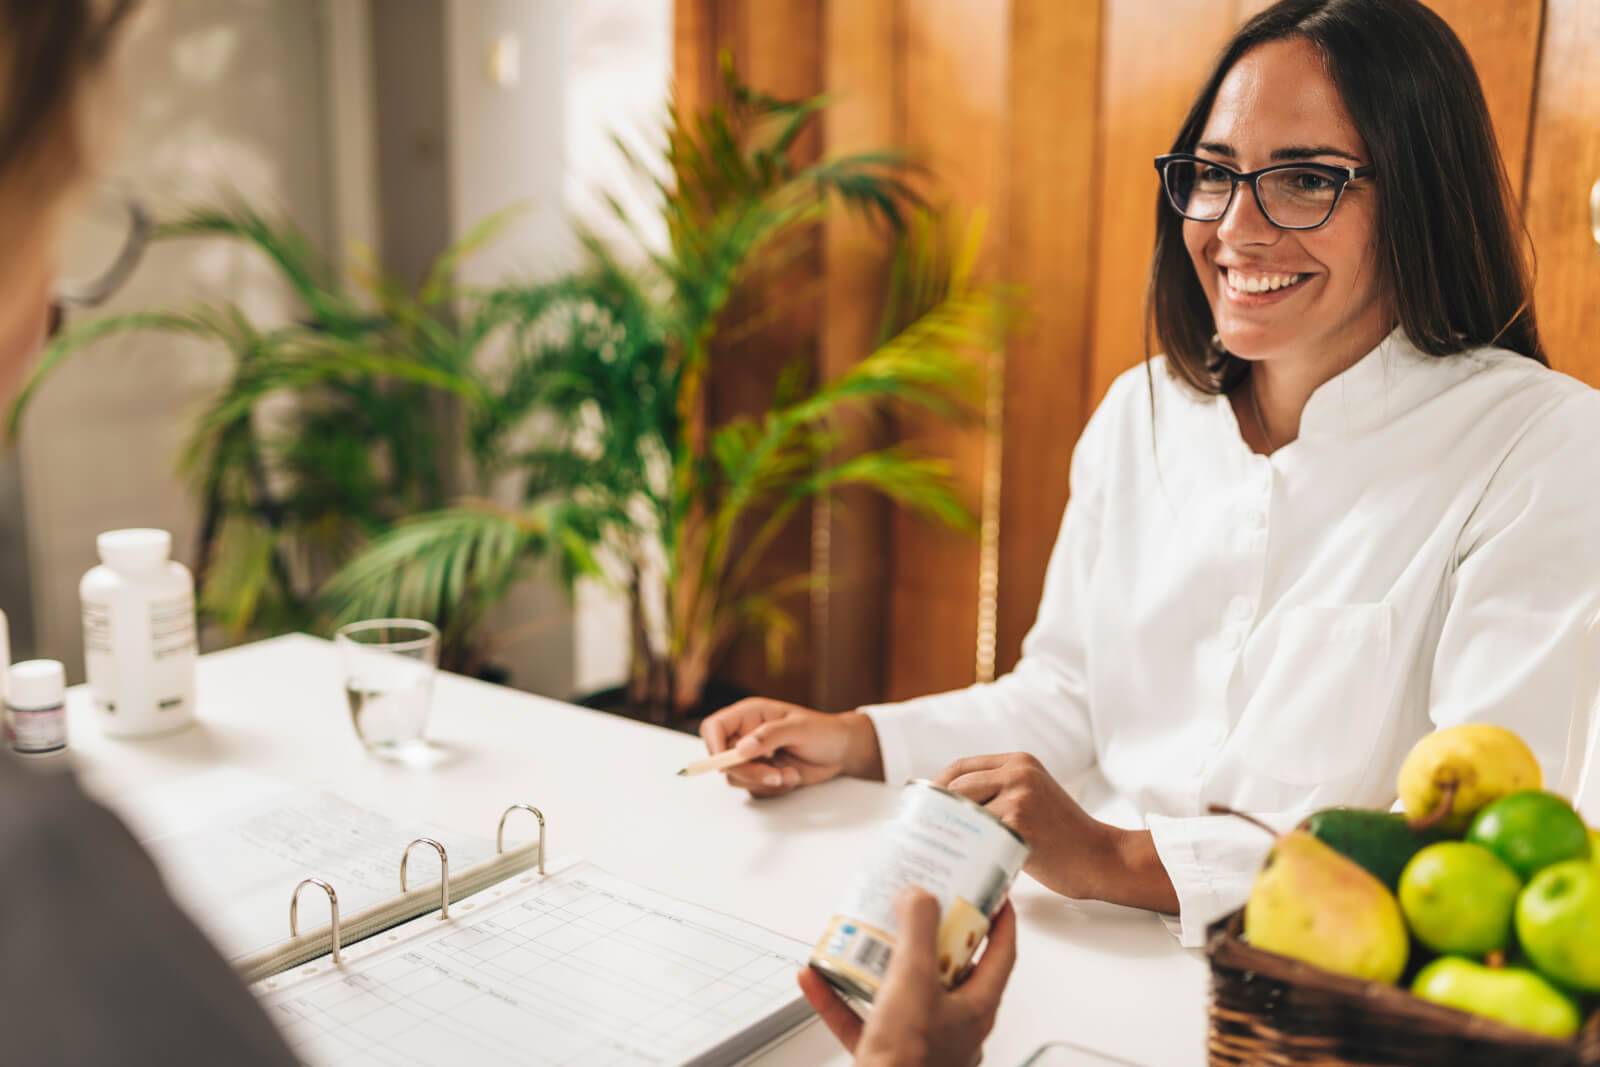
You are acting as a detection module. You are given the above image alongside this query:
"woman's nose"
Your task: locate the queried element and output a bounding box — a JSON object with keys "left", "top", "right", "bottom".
{"left": 1216, "top": 183, "right": 1282, "bottom": 246}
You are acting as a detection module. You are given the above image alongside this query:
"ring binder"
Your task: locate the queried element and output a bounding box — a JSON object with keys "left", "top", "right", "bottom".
{"left": 497, "top": 803, "right": 546, "bottom": 875}
{"left": 239, "top": 801, "right": 550, "bottom": 984}
{"left": 399, "top": 837, "right": 450, "bottom": 919}
{"left": 289, "top": 878, "right": 342, "bottom": 965}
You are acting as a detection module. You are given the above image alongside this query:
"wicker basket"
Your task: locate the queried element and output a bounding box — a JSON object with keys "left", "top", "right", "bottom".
{"left": 1206, "top": 910, "right": 1600, "bottom": 1065}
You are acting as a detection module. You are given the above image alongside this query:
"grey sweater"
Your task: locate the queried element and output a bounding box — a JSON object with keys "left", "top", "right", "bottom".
{"left": 0, "top": 757, "right": 296, "bottom": 1065}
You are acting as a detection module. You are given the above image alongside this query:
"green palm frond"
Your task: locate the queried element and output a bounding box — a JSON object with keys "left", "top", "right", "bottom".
{"left": 418, "top": 204, "right": 527, "bottom": 307}
{"left": 319, "top": 505, "right": 535, "bottom": 633}
{"left": 199, "top": 515, "right": 283, "bottom": 639}
{"left": 156, "top": 203, "right": 370, "bottom": 332}
{"left": 7, "top": 310, "right": 218, "bottom": 438}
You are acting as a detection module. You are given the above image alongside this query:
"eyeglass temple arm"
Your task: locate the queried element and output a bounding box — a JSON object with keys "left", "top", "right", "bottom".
{"left": 55, "top": 200, "right": 153, "bottom": 308}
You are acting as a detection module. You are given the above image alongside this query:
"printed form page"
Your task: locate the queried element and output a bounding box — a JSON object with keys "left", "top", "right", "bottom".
{"left": 118, "top": 768, "right": 495, "bottom": 960}
{"left": 255, "top": 862, "right": 815, "bottom": 1067}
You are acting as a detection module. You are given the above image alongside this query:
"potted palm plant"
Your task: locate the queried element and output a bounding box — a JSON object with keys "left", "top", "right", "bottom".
{"left": 8, "top": 204, "right": 598, "bottom": 674}
{"left": 321, "top": 67, "right": 1012, "bottom": 721}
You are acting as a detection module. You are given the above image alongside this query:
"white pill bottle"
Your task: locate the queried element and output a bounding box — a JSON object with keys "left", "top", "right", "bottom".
{"left": 80, "top": 528, "right": 198, "bottom": 736}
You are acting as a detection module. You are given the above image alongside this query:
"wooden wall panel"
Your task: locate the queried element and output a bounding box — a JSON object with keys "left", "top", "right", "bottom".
{"left": 672, "top": 0, "right": 825, "bottom": 707}
{"left": 1524, "top": 0, "right": 1600, "bottom": 383}
{"left": 884, "top": 0, "right": 1011, "bottom": 701}
{"left": 716, "top": 1, "right": 826, "bottom": 705}
{"left": 1086, "top": 1, "right": 1238, "bottom": 404}
{"left": 993, "top": 0, "right": 1102, "bottom": 674}
{"left": 814, "top": 0, "right": 899, "bottom": 711}
{"left": 1422, "top": 1, "right": 1544, "bottom": 200}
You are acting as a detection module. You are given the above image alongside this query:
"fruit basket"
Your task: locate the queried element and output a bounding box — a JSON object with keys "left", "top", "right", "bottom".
{"left": 1205, "top": 908, "right": 1600, "bottom": 1066}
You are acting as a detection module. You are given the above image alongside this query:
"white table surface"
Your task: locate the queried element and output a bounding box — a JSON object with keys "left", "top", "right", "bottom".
{"left": 65, "top": 634, "right": 1208, "bottom": 1067}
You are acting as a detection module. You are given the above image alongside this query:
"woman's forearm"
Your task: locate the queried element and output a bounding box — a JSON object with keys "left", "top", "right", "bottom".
{"left": 1098, "top": 828, "right": 1180, "bottom": 915}
{"left": 841, "top": 710, "right": 887, "bottom": 781}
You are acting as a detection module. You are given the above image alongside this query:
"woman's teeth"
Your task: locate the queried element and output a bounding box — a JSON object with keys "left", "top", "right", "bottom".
{"left": 1225, "top": 268, "right": 1306, "bottom": 293}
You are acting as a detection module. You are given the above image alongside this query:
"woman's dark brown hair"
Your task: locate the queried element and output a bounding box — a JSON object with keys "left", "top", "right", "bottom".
{"left": 1149, "top": 0, "right": 1544, "bottom": 397}
{"left": 1, "top": 0, "right": 137, "bottom": 178}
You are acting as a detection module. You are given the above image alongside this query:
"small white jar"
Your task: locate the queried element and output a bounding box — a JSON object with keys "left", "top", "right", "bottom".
{"left": 80, "top": 528, "right": 198, "bottom": 737}
{"left": 9, "top": 659, "right": 67, "bottom": 757}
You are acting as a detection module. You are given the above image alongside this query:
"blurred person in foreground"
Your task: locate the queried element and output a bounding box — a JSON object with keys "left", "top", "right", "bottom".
{"left": 0, "top": 4, "right": 1012, "bottom": 1064}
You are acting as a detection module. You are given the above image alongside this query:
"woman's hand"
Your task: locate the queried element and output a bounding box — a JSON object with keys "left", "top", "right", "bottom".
{"left": 935, "top": 753, "right": 1178, "bottom": 913}
{"left": 797, "top": 888, "right": 1017, "bottom": 1067}
{"left": 699, "top": 699, "right": 884, "bottom": 797}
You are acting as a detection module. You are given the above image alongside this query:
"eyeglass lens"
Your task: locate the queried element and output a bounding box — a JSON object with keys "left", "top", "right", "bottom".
{"left": 1163, "top": 160, "right": 1342, "bottom": 229}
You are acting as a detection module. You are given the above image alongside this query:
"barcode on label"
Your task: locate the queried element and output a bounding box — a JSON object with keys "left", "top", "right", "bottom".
{"left": 852, "top": 933, "right": 892, "bottom": 978}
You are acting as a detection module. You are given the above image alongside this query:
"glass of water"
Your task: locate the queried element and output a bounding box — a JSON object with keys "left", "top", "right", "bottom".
{"left": 335, "top": 619, "right": 439, "bottom": 759}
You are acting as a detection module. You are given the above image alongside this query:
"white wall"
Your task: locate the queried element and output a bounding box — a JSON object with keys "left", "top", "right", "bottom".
{"left": 15, "top": 0, "right": 335, "bottom": 679}
{"left": 439, "top": 0, "right": 672, "bottom": 699}
{"left": 563, "top": 0, "right": 672, "bottom": 698}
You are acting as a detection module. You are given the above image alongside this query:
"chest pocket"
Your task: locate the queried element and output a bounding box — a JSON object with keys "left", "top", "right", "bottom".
{"left": 1233, "top": 603, "right": 1394, "bottom": 786}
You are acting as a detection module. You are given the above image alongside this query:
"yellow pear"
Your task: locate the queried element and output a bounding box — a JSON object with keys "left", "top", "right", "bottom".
{"left": 1245, "top": 830, "right": 1409, "bottom": 984}
{"left": 1398, "top": 724, "right": 1541, "bottom": 833}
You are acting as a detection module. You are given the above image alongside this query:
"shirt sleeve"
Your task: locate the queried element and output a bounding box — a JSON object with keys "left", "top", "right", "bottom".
{"left": 859, "top": 381, "right": 1116, "bottom": 787}
{"left": 1426, "top": 388, "right": 1600, "bottom": 795}
{"left": 1146, "top": 811, "right": 1304, "bottom": 947}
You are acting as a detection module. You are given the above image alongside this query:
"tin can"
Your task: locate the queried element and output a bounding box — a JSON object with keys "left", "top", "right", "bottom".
{"left": 810, "top": 779, "right": 1029, "bottom": 1004}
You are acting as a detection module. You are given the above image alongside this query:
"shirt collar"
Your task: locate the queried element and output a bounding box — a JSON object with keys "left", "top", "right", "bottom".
{"left": 1296, "top": 327, "right": 1461, "bottom": 439}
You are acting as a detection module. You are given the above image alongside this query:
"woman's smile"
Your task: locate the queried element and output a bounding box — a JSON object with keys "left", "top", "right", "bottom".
{"left": 1217, "top": 264, "right": 1318, "bottom": 308}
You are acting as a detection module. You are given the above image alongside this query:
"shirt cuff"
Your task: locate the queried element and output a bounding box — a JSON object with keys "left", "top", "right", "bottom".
{"left": 1146, "top": 813, "right": 1263, "bottom": 948}
{"left": 859, "top": 703, "right": 916, "bottom": 786}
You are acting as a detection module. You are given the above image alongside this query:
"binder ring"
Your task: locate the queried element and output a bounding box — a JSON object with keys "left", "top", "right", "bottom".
{"left": 399, "top": 837, "right": 450, "bottom": 919}
{"left": 289, "top": 877, "right": 343, "bottom": 965}
{"left": 497, "top": 803, "right": 546, "bottom": 875}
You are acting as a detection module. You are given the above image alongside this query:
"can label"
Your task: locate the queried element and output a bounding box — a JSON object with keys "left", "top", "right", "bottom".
{"left": 10, "top": 702, "right": 67, "bottom": 755}
{"left": 811, "top": 780, "right": 1029, "bottom": 1002}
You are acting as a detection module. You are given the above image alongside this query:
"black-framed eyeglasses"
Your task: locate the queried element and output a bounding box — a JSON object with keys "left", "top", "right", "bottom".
{"left": 48, "top": 186, "right": 152, "bottom": 339}
{"left": 1153, "top": 153, "right": 1375, "bottom": 231}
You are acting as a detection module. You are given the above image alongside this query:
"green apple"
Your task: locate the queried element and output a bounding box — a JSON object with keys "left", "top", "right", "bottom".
{"left": 1399, "top": 843, "right": 1520, "bottom": 956}
{"left": 1466, "top": 791, "right": 1589, "bottom": 881}
{"left": 1518, "top": 859, "right": 1600, "bottom": 992}
{"left": 1412, "top": 957, "right": 1581, "bottom": 1039}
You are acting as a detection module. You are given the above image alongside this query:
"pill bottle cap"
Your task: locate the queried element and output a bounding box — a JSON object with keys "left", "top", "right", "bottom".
{"left": 96, "top": 528, "right": 172, "bottom": 573}
{"left": 9, "top": 659, "right": 65, "bottom": 710}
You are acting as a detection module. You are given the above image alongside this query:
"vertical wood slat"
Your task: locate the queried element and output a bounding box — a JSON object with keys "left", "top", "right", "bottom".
{"left": 1086, "top": 1, "right": 1239, "bottom": 405}
{"left": 884, "top": 0, "right": 1011, "bottom": 701}
{"left": 710, "top": 1, "right": 826, "bottom": 705}
{"left": 1523, "top": 0, "right": 1600, "bottom": 384}
{"left": 673, "top": 0, "right": 721, "bottom": 119}
{"left": 1419, "top": 0, "right": 1544, "bottom": 200}
{"left": 815, "top": 0, "right": 900, "bottom": 711}
{"left": 993, "top": 0, "right": 1104, "bottom": 674}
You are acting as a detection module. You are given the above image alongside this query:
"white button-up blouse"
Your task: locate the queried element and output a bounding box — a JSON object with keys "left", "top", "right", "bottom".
{"left": 862, "top": 329, "right": 1600, "bottom": 946}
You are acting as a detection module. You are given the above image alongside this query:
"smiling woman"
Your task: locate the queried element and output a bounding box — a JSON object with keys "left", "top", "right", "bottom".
{"left": 698, "top": 0, "right": 1600, "bottom": 964}
{"left": 1151, "top": 0, "right": 1540, "bottom": 449}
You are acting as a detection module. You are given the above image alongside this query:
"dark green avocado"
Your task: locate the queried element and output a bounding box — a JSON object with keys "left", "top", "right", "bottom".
{"left": 1303, "top": 808, "right": 1450, "bottom": 890}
